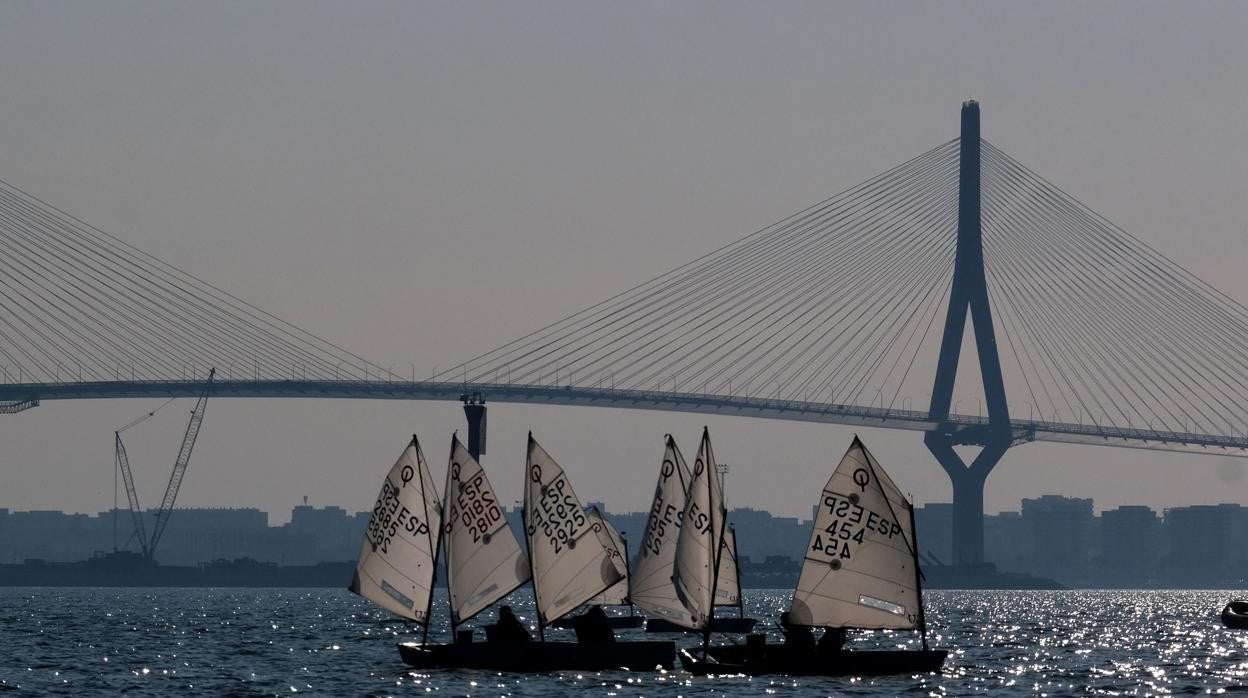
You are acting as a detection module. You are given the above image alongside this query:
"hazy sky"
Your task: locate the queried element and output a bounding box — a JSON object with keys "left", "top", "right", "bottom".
{"left": 1, "top": 1, "right": 1247, "bottom": 523}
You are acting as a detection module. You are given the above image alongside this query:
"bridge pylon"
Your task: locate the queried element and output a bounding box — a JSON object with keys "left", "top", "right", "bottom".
{"left": 925, "top": 101, "right": 1013, "bottom": 566}
{"left": 462, "top": 393, "right": 487, "bottom": 460}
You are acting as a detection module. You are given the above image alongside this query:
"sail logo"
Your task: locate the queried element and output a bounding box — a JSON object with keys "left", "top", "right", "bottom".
{"left": 366, "top": 477, "right": 430, "bottom": 555}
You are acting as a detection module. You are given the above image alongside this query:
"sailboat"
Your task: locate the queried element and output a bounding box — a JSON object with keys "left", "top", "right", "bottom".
{"left": 671, "top": 426, "right": 730, "bottom": 649}
{"left": 632, "top": 435, "right": 697, "bottom": 628}
{"left": 516, "top": 434, "right": 674, "bottom": 668}
{"left": 349, "top": 436, "right": 443, "bottom": 636}
{"left": 548, "top": 505, "right": 644, "bottom": 629}
{"left": 639, "top": 433, "right": 758, "bottom": 634}
{"left": 396, "top": 434, "right": 533, "bottom": 669}
{"left": 679, "top": 436, "right": 947, "bottom": 676}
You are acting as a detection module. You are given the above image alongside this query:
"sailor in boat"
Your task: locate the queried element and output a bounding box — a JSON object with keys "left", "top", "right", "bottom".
{"left": 485, "top": 605, "right": 532, "bottom": 644}
{"left": 572, "top": 605, "right": 616, "bottom": 643}
{"left": 780, "top": 611, "right": 815, "bottom": 653}
{"left": 818, "top": 626, "right": 847, "bottom": 654}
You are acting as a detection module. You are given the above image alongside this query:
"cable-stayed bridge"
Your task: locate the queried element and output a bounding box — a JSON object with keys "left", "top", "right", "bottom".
{"left": 3, "top": 102, "right": 1247, "bottom": 565}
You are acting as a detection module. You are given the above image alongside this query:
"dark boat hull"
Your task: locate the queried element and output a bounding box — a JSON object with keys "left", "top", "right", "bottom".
{"left": 646, "top": 617, "right": 758, "bottom": 634}
{"left": 548, "top": 615, "right": 645, "bottom": 630}
{"left": 1222, "top": 601, "right": 1248, "bottom": 629}
{"left": 398, "top": 640, "right": 675, "bottom": 671}
{"left": 679, "top": 645, "right": 947, "bottom": 676}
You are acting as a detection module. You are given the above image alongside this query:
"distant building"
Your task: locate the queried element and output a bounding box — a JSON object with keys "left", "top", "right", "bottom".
{"left": 1099, "top": 505, "right": 1159, "bottom": 585}
{"left": 1163, "top": 504, "right": 1239, "bottom": 585}
{"left": 157, "top": 507, "right": 269, "bottom": 565}
{"left": 914, "top": 503, "right": 953, "bottom": 564}
{"left": 1019, "top": 495, "right": 1094, "bottom": 582}
{"left": 984, "top": 511, "right": 1026, "bottom": 572}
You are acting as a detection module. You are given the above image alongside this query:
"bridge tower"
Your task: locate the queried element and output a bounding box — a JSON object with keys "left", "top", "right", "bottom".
{"left": 925, "top": 101, "right": 1013, "bottom": 566}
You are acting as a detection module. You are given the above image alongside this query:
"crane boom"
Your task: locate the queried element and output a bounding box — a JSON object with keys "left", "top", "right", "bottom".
{"left": 148, "top": 368, "right": 215, "bottom": 556}
{"left": 114, "top": 431, "right": 149, "bottom": 554}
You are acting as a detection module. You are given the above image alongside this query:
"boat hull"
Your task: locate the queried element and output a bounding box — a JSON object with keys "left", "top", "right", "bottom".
{"left": 548, "top": 615, "right": 645, "bottom": 630}
{"left": 1222, "top": 601, "right": 1248, "bottom": 629}
{"left": 398, "top": 639, "right": 675, "bottom": 671}
{"left": 679, "top": 645, "right": 947, "bottom": 676}
{"left": 646, "top": 617, "right": 757, "bottom": 634}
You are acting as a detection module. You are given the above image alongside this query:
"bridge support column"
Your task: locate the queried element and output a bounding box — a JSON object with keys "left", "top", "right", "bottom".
{"left": 462, "top": 394, "right": 487, "bottom": 460}
{"left": 924, "top": 433, "right": 1008, "bottom": 565}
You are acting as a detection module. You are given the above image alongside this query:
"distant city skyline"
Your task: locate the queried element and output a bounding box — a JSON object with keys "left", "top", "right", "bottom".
{"left": 4, "top": 494, "right": 1245, "bottom": 587}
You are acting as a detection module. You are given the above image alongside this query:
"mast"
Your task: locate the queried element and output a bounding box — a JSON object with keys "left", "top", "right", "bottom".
{"left": 908, "top": 500, "right": 930, "bottom": 651}
{"left": 622, "top": 531, "right": 634, "bottom": 616}
{"left": 523, "top": 432, "right": 543, "bottom": 640}
{"left": 444, "top": 435, "right": 459, "bottom": 639}
{"left": 523, "top": 503, "right": 543, "bottom": 641}
{"left": 702, "top": 429, "right": 724, "bottom": 651}
{"left": 413, "top": 434, "right": 441, "bottom": 647}
{"left": 729, "top": 524, "right": 744, "bottom": 619}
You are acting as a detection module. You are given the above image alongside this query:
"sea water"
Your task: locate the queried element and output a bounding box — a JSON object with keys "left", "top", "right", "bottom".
{"left": 2, "top": 588, "right": 1247, "bottom": 696}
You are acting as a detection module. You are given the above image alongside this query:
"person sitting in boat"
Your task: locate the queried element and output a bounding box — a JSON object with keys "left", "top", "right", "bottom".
{"left": 486, "top": 605, "right": 532, "bottom": 644}
{"left": 779, "top": 611, "right": 815, "bottom": 652}
{"left": 818, "top": 626, "right": 847, "bottom": 654}
{"left": 573, "top": 605, "right": 616, "bottom": 643}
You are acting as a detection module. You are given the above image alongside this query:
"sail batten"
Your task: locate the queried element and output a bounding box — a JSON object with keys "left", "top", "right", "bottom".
{"left": 443, "top": 435, "right": 531, "bottom": 626}
{"left": 524, "top": 435, "right": 625, "bottom": 626}
{"left": 789, "top": 436, "right": 920, "bottom": 630}
{"left": 350, "top": 437, "right": 442, "bottom": 624}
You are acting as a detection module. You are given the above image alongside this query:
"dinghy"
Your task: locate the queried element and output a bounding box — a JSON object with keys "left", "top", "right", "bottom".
{"left": 679, "top": 436, "right": 947, "bottom": 676}
{"left": 1222, "top": 600, "right": 1248, "bottom": 629}
{"left": 635, "top": 434, "right": 758, "bottom": 634}
{"left": 670, "top": 427, "right": 734, "bottom": 648}
{"left": 384, "top": 434, "right": 533, "bottom": 669}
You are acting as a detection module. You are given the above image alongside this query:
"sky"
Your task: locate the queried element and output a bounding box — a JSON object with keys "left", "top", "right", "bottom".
{"left": 1, "top": 1, "right": 1247, "bottom": 523}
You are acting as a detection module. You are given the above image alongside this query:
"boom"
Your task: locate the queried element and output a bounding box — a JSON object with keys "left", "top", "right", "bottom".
{"left": 113, "top": 431, "right": 149, "bottom": 554}
{"left": 148, "top": 368, "right": 215, "bottom": 557}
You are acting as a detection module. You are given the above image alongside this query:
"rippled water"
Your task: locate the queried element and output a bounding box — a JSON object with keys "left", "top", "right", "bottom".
{"left": 3, "top": 588, "right": 1248, "bottom": 696}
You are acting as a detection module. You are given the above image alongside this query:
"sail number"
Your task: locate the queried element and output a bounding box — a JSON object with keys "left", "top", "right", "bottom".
{"left": 640, "top": 459, "right": 684, "bottom": 557}
{"left": 528, "top": 470, "right": 586, "bottom": 554}
{"left": 446, "top": 467, "right": 503, "bottom": 544}
{"left": 367, "top": 477, "right": 431, "bottom": 555}
{"left": 809, "top": 492, "right": 902, "bottom": 564}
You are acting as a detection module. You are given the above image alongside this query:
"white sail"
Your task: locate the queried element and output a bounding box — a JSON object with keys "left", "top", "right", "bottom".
{"left": 585, "top": 506, "right": 629, "bottom": 606}
{"left": 350, "top": 436, "right": 442, "bottom": 623}
{"left": 524, "top": 435, "right": 624, "bottom": 626}
{"left": 443, "top": 435, "right": 531, "bottom": 625}
{"left": 713, "top": 525, "right": 741, "bottom": 607}
{"left": 789, "top": 436, "right": 920, "bottom": 629}
{"left": 630, "top": 435, "right": 697, "bottom": 627}
{"left": 673, "top": 428, "right": 727, "bottom": 630}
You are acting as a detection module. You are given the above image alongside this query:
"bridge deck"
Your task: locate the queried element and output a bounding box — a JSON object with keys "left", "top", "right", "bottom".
{"left": 3, "top": 380, "right": 1244, "bottom": 456}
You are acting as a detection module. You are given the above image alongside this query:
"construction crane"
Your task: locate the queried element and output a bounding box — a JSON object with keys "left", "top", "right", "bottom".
{"left": 113, "top": 369, "right": 215, "bottom": 560}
